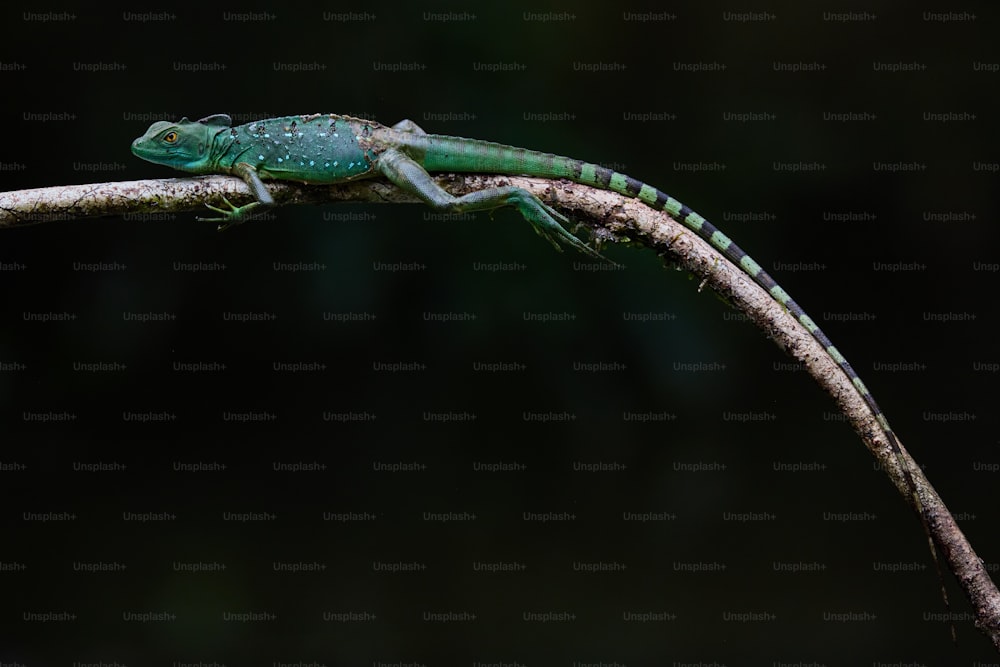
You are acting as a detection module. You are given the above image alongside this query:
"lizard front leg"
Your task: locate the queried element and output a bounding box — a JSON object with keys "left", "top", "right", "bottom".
{"left": 198, "top": 161, "right": 275, "bottom": 231}
{"left": 375, "top": 148, "right": 604, "bottom": 260}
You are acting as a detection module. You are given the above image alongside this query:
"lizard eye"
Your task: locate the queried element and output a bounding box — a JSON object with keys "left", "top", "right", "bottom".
{"left": 163, "top": 131, "right": 178, "bottom": 143}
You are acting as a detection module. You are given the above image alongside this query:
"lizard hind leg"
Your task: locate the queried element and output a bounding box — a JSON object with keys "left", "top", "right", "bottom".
{"left": 488, "top": 188, "right": 602, "bottom": 259}
{"left": 376, "top": 148, "right": 605, "bottom": 260}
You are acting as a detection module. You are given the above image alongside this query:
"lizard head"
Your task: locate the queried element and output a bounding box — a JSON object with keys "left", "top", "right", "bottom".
{"left": 131, "top": 115, "right": 232, "bottom": 174}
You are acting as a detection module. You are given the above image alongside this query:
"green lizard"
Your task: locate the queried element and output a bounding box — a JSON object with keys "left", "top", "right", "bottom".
{"left": 131, "top": 114, "right": 940, "bottom": 600}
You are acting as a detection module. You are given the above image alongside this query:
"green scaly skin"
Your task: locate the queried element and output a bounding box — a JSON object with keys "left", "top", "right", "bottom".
{"left": 132, "top": 114, "right": 940, "bottom": 605}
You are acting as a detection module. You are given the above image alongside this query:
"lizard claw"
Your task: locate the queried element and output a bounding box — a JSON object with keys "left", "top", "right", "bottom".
{"left": 528, "top": 198, "right": 614, "bottom": 264}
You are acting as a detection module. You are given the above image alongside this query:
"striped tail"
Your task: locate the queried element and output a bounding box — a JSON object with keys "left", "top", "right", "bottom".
{"left": 423, "top": 135, "right": 915, "bottom": 476}
{"left": 579, "top": 159, "right": 919, "bottom": 488}
{"left": 420, "top": 134, "right": 946, "bottom": 619}
{"left": 423, "top": 136, "right": 910, "bottom": 455}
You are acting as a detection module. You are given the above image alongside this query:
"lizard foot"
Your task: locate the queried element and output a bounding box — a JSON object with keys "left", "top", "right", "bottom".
{"left": 196, "top": 196, "right": 259, "bottom": 231}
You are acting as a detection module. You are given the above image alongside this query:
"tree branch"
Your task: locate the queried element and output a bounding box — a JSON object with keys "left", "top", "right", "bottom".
{"left": 0, "top": 175, "right": 419, "bottom": 228}
{"left": 2, "top": 173, "right": 998, "bottom": 650}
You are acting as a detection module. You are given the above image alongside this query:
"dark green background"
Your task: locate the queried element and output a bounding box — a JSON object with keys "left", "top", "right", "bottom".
{"left": 1, "top": 2, "right": 998, "bottom": 664}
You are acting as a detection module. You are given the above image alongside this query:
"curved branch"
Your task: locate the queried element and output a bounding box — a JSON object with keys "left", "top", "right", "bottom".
{"left": 2, "top": 173, "right": 998, "bottom": 650}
